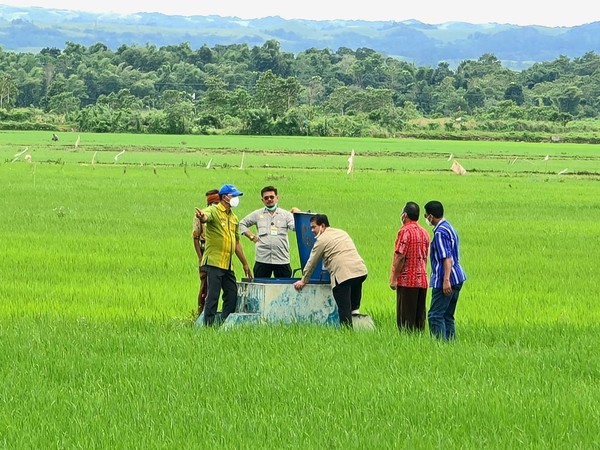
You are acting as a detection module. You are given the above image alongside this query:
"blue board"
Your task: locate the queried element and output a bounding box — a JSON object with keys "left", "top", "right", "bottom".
{"left": 293, "top": 212, "right": 331, "bottom": 283}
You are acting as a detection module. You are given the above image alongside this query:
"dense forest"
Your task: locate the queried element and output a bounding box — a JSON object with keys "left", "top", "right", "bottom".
{"left": 1, "top": 40, "right": 600, "bottom": 140}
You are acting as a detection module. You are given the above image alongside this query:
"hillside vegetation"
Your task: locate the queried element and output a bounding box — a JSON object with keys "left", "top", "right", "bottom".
{"left": 2, "top": 41, "right": 600, "bottom": 141}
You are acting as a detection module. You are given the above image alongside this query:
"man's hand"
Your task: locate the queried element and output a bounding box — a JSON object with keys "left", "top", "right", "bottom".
{"left": 293, "top": 280, "right": 305, "bottom": 291}
{"left": 243, "top": 264, "right": 253, "bottom": 280}
{"left": 443, "top": 279, "right": 452, "bottom": 296}
{"left": 195, "top": 208, "right": 206, "bottom": 222}
{"left": 390, "top": 253, "right": 404, "bottom": 291}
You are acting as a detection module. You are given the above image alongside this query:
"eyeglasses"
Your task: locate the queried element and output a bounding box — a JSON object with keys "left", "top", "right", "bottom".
{"left": 263, "top": 195, "right": 276, "bottom": 200}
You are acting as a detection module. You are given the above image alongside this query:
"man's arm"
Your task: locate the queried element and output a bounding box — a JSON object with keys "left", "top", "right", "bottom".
{"left": 287, "top": 210, "right": 297, "bottom": 231}
{"left": 300, "top": 239, "right": 325, "bottom": 284}
{"left": 389, "top": 252, "right": 406, "bottom": 290}
{"left": 239, "top": 211, "right": 259, "bottom": 243}
{"left": 442, "top": 258, "right": 453, "bottom": 296}
{"left": 294, "top": 241, "right": 325, "bottom": 290}
{"left": 195, "top": 207, "right": 209, "bottom": 223}
{"left": 235, "top": 241, "right": 253, "bottom": 279}
{"left": 192, "top": 217, "right": 203, "bottom": 263}
{"left": 193, "top": 238, "right": 203, "bottom": 263}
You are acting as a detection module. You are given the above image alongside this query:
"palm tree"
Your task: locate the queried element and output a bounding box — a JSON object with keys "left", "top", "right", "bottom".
{"left": 0, "top": 74, "right": 18, "bottom": 109}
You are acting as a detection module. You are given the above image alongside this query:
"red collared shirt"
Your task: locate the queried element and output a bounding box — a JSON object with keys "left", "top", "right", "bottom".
{"left": 394, "top": 221, "right": 430, "bottom": 288}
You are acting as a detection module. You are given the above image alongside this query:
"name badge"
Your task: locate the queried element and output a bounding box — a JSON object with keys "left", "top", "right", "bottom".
{"left": 270, "top": 225, "right": 278, "bottom": 235}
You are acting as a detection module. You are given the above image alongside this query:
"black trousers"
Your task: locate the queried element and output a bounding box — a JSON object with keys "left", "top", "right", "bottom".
{"left": 396, "top": 286, "right": 427, "bottom": 331}
{"left": 253, "top": 261, "right": 292, "bottom": 278}
{"left": 203, "top": 265, "right": 238, "bottom": 326}
{"left": 332, "top": 274, "right": 367, "bottom": 327}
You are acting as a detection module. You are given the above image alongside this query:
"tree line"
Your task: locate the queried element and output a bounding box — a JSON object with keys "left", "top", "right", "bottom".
{"left": 1, "top": 40, "right": 600, "bottom": 139}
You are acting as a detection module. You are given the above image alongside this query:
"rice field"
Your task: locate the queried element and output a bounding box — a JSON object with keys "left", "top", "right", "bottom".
{"left": 1, "top": 131, "right": 600, "bottom": 448}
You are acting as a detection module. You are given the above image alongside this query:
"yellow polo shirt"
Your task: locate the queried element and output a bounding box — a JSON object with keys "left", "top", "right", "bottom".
{"left": 200, "top": 203, "right": 240, "bottom": 271}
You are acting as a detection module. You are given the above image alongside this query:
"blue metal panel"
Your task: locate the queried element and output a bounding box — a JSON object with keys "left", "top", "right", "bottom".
{"left": 293, "top": 212, "right": 330, "bottom": 283}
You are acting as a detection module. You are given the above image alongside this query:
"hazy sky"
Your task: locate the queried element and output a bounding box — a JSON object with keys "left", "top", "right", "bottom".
{"left": 2, "top": 0, "right": 597, "bottom": 27}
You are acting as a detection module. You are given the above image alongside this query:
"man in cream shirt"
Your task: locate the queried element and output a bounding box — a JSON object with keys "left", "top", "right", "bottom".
{"left": 293, "top": 214, "right": 368, "bottom": 328}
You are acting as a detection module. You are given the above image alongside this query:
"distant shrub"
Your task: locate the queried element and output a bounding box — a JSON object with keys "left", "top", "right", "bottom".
{"left": 0, "top": 121, "right": 57, "bottom": 131}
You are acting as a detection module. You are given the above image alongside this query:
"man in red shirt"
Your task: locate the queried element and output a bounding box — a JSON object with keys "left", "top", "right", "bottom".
{"left": 389, "top": 202, "right": 430, "bottom": 331}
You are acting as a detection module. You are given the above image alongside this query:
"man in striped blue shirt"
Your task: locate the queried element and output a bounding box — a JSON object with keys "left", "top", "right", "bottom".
{"left": 424, "top": 201, "right": 467, "bottom": 340}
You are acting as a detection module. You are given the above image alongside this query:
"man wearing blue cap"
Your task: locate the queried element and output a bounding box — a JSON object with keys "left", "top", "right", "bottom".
{"left": 195, "top": 184, "right": 253, "bottom": 325}
{"left": 424, "top": 200, "right": 466, "bottom": 340}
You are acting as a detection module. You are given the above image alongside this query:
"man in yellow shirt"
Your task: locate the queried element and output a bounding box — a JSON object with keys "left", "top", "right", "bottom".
{"left": 196, "top": 184, "right": 253, "bottom": 325}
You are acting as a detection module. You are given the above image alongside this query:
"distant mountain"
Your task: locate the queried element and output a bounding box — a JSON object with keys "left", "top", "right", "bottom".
{"left": 1, "top": 4, "right": 599, "bottom": 69}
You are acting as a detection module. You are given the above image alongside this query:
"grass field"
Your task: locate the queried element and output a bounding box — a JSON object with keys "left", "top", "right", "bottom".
{"left": 1, "top": 131, "right": 600, "bottom": 448}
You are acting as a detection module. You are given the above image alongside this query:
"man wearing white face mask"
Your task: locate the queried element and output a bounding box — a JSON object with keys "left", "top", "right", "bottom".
{"left": 389, "top": 202, "right": 430, "bottom": 332}
{"left": 240, "top": 185, "right": 301, "bottom": 278}
{"left": 293, "top": 214, "right": 368, "bottom": 328}
{"left": 424, "top": 200, "right": 466, "bottom": 340}
{"left": 196, "top": 184, "right": 253, "bottom": 326}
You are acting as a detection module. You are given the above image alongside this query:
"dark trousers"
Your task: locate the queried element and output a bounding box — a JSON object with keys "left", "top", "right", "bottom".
{"left": 332, "top": 274, "right": 367, "bottom": 328}
{"left": 253, "top": 261, "right": 292, "bottom": 278}
{"left": 396, "top": 286, "right": 427, "bottom": 331}
{"left": 428, "top": 282, "right": 463, "bottom": 340}
{"left": 203, "top": 265, "right": 238, "bottom": 326}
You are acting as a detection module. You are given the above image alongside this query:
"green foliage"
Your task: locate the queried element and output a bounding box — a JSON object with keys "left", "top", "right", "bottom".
{"left": 0, "top": 120, "right": 56, "bottom": 130}
{"left": 144, "top": 110, "right": 169, "bottom": 134}
{"left": 242, "top": 108, "right": 273, "bottom": 135}
{"left": 1, "top": 42, "right": 600, "bottom": 138}
{"left": 0, "top": 108, "right": 36, "bottom": 121}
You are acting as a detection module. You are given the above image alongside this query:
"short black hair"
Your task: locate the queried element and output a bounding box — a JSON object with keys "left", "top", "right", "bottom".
{"left": 310, "top": 214, "right": 330, "bottom": 227}
{"left": 261, "top": 186, "right": 278, "bottom": 196}
{"left": 403, "top": 202, "right": 420, "bottom": 221}
{"left": 424, "top": 201, "right": 444, "bottom": 219}
{"left": 205, "top": 189, "right": 219, "bottom": 196}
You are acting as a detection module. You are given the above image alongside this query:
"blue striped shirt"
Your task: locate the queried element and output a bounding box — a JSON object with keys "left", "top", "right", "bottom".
{"left": 429, "top": 219, "right": 466, "bottom": 288}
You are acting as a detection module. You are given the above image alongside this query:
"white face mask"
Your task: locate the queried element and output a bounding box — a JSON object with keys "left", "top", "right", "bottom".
{"left": 229, "top": 196, "right": 240, "bottom": 208}
{"left": 313, "top": 225, "right": 322, "bottom": 239}
{"left": 425, "top": 215, "right": 433, "bottom": 227}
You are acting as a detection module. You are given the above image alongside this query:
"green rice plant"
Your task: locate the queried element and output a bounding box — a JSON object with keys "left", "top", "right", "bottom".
{"left": 1, "top": 133, "right": 599, "bottom": 448}
{"left": 3, "top": 130, "right": 599, "bottom": 176}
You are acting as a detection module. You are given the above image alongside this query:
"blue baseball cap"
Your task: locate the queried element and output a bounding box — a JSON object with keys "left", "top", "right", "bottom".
{"left": 218, "top": 184, "right": 244, "bottom": 196}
